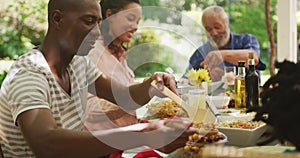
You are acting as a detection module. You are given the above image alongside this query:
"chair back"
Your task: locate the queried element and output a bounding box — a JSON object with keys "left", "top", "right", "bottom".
{"left": 0, "top": 145, "right": 3, "bottom": 158}
{"left": 0, "top": 137, "right": 3, "bottom": 158}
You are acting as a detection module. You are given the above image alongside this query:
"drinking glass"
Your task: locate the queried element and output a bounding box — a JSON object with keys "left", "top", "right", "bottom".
{"left": 188, "top": 89, "right": 206, "bottom": 109}
{"left": 224, "top": 66, "right": 236, "bottom": 86}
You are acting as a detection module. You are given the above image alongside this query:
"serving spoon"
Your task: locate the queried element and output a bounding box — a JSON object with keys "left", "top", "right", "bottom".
{"left": 151, "top": 80, "right": 216, "bottom": 124}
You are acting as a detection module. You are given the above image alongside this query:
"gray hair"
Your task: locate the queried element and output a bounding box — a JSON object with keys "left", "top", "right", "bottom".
{"left": 202, "top": 5, "right": 229, "bottom": 23}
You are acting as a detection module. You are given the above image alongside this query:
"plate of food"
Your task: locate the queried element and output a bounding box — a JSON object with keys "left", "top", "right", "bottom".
{"left": 169, "top": 123, "right": 227, "bottom": 158}
{"left": 216, "top": 120, "right": 267, "bottom": 147}
{"left": 141, "top": 97, "right": 188, "bottom": 120}
{"left": 217, "top": 109, "right": 240, "bottom": 115}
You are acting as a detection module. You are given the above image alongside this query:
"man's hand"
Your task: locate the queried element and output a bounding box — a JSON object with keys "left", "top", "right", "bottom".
{"left": 209, "top": 67, "right": 224, "bottom": 81}
{"left": 150, "top": 72, "right": 178, "bottom": 95}
{"left": 200, "top": 50, "right": 224, "bottom": 69}
{"left": 142, "top": 119, "right": 198, "bottom": 154}
{"left": 146, "top": 72, "right": 178, "bottom": 99}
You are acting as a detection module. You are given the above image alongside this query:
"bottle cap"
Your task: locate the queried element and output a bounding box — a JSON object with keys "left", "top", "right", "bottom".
{"left": 237, "top": 61, "right": 245, "bottom": 67}
{"left": 248, "top": 52, "right": 254, "bottom": 59}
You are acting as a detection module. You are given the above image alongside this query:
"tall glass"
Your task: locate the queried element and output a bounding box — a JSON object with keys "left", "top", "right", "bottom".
{"left": 224, "top": 66, "right": 236, "bottom": 88}
{"left": 224, "top": 66, "right": 236, "bottom": 108}
{"left": 188, "top": 89, "right": 206, "bottom": 106}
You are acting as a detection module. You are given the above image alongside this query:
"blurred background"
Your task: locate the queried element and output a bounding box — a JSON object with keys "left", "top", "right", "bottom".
{"left": 0, "top": 0, "right": 300, "bottom": 86}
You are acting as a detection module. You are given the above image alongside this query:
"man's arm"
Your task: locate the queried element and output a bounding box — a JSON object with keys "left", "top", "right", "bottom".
{"left": 93, "top": 72, "right": 178, "bottom": 109}
{"left": 17, "top": 108, "right": 196, "bottom": 157}
{"left": 200, "top": 49, "right": 259, "bottom": 68}
{"left": 17, "top": 108, "right": 122, "bottom": 158}
{"left": 221, "top": 49, "right": 259, "bottom": 66}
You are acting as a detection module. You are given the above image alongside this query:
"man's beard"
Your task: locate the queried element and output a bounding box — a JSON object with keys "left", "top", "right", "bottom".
{"left": 208, "top": 31, "right": 230, "bottom": 49}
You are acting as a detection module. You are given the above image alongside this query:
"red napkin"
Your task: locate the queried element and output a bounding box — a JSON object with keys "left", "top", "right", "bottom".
{"left": 167, "top": 116, "right": 182, "bottom": 120}
{"left": 139, "top": 120, "right": 150, "bottom": 123}
{"left": 133, "top": 148, "right": 163, "bottom": 158}
{"left": 109, "top": 151, "right": 123, "bottom": 158}
{"left": 109, "top": 148, "right": 163, "bottom": 158}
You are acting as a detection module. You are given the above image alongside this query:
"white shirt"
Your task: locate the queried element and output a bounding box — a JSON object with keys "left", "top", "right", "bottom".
{"left": 0, "top": 49, "right": 102, "bottom": 157}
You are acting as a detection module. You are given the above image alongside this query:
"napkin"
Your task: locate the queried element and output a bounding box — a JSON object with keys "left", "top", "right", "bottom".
{"left": 109, "top": 148, "right": 163, "bottom": 158}
{"left": 133, "top": 148, "right": 163, "bottom": 158}
{"left": 109, "top": 151, "right": 123, "bottom": 158}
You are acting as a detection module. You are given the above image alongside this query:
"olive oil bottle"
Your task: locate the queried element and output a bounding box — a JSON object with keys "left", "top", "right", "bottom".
{"left": 234, "top": 61, "right": 246, "bottom": 109}
{"left": 246, "top": 52, "right": 259, "bottom": 111}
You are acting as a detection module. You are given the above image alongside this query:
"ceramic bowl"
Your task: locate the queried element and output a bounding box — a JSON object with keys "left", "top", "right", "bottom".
{"left": 216, "top": 122, "right": 267, "bottom": 147}
{"left": 206, "top": 96, "right": 230, "bottom": 109}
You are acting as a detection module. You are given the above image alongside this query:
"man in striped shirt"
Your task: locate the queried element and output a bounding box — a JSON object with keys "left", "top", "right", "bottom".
{"left": 0, "top": 0, "right": 197, "bottom": 157}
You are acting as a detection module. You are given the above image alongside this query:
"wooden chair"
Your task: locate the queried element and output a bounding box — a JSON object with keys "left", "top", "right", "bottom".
{"left": 0, "top": 145, "right": 3, "bottom": 158}
{"left": 0, "top": 138, "right": 3, "bottom": 158}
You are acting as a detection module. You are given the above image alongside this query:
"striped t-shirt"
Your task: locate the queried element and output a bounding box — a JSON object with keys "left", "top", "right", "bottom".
{"left": 0, "top": 49, "right": 102, "bottom": 157}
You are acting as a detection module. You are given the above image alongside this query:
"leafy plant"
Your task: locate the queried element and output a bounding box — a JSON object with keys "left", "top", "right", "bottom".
{"left": 127, "top": 29, "right": 182, "bottom": 77}
{"left": 0, "top": 0, "right": 47, "bottom": 59}
{"left": 0, "top": 71, "right": 7, "bottom": 87}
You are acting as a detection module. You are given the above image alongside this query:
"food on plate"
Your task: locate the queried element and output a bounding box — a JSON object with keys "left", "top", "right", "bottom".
{"left": 172, "top": 123, "right": 226, "bottom": 158}
{"left": 220, "top": 110, "right": 232, "bottom": 113}
{"left": 145, "top": 100, "right": 188, "bottom": 119}
{"left": 216, "top": 120, "right": 264, "bottom": 129}
{"left": 215, "top": 120, "right": 267, "bottom": 146}
{"left": 217, "top": 109, "right": 240, "bottom": 115}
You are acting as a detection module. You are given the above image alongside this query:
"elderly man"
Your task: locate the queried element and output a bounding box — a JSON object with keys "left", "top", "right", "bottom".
{"left": 0, "top": 0, "right": 197, "bottom": 157}
{"left": 185, "top": 5, "right": 265, "bottom": 81}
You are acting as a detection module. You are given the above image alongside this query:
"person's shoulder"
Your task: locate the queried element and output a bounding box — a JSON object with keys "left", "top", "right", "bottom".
{"left": 233, "top": 32, "right": 257, "bottom": 38}
{"left": 193, "top": 42, "right": 210, "bottom": 54}
{"left": 2, "top": 50, "right": 50, "bottom": 91}
{"left": 71, "top": 55, "right": 89, "bottom": 67}
{"left": 71, "top": 55, "right": 97, "bottom": 73}
{"left": 232, "top": 33, "right": 258, "bottom": 43}
{"left": 11, "top": 49, "right": 50, "bottom": 73}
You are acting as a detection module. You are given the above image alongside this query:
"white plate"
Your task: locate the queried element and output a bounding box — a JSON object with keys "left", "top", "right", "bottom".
{"left": 217, "top": 112, "right": 255, "bottom": 122}
{"left": 218, "top": 109, "right": 240, "bottom": 115}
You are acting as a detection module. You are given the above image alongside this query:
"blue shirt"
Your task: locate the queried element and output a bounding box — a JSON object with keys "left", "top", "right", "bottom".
{"left": 184, "top": 32, "right": 266, "bottom": 77}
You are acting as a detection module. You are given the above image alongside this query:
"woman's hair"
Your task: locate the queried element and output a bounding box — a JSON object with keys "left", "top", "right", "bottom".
{"left": 254, "top": 60, "right": 300, "bottom": 149}
{"left": 99, "top": 0, "right": 140, "bottom": 54}
{"left": 100, "top": 0, "right": 140, "bottom": 19}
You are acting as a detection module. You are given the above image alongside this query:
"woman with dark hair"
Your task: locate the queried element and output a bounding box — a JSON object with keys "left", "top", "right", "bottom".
{"left": 85, "top": 0, "right": 142, "bottom": 130}
{"left": 254, "top": 60, "right": 300, "bottom": 151}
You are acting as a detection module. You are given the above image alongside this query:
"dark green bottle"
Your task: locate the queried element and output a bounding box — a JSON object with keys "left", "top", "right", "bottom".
{"left": 245, "top": 52, "right": 259, "bottom": 111}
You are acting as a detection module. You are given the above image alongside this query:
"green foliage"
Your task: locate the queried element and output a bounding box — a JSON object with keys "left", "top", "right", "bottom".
{"left": 129, "top": 29, "right": 159, "bottom": 46}
{"left": 230, "top": 0, "right": 275, "bottom": 49}
{"left": 0, "top": 0, "right": 47, "bottom": 59}
{"left": 127, "top": 29, "right": 179, "bottom": 77}
{"left": 140, "top": 0, "right": 160, "bottom": 6}
{"left": 193, "top": 0, "right": 226, "bottom": 9}
{"left": 0, "top": 71, "right": 7, "bottom": 87}
{"left": 228, "top": 0, "right": 277, "bottom": 73}
{"left": 133, "top": 62, "right": 169, "bottom": 77}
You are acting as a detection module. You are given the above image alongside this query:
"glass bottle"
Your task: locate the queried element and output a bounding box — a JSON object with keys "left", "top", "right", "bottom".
{"left": 246, "top": 52, "right": 259, "bottom": 111}
{"left": 234, "top": 61, "right": 246, "bottom": 109}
